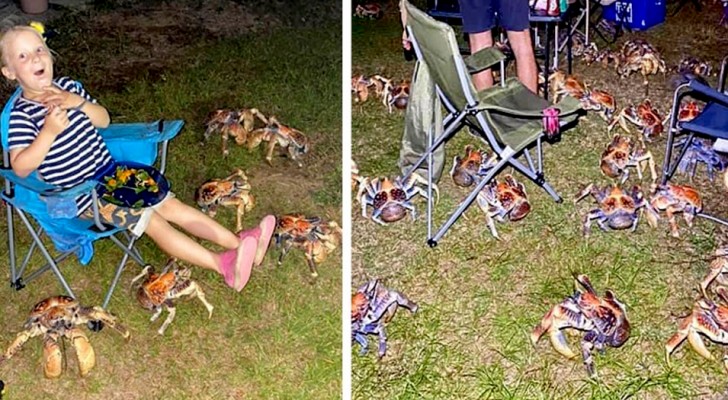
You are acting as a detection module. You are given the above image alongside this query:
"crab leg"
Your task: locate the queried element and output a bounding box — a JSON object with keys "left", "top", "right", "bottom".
{"left": 407, "top": 173, "right": 440, "bottom": 204}
{"left": 353, "top": 331, "right": 370, "bottom": 355}
{"left": 665, "top": 205, "right": 681, "bottom": 238}
{"left": 277, "top": 236, "right": 295, "bottom": 265}
{"left": 158, "top": 304, "right": 176, "bottom": 336}
{"left": 582, "top": 209, "right": 607, "bottom": 236}
{"left": 221, "top": 125, "right": 230, "bottom": 158}
{"left": 150, "top": 306, "right": 164, "bottom": 322}
{"left": 305, "top": 244, "right": 320, "bottom": 278}
{"left": 265, "top": 138, "right": 278, "bottom": 166}
{"left": 84, "top": 307, "right": 131, "bottom": 340}
{"left": 581, "top": 331, "right": 598, "bottom": 377}
{"left": 0, "top": 326, "right": 42, "bottom": 363}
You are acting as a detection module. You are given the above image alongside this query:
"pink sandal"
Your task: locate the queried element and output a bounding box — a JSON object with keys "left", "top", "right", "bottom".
{"left": 238, "top": 215, "right": 276, "bottom": 267}
{"left": 219, "top": 236, "right": 257, "bottom": 292}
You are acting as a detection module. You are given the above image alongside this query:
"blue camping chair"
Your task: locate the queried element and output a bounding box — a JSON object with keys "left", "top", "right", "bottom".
{"left": 0, "top": 85, "right": 184, "bottom": 310}
{"left": 660, "top": 55, "right": 728, "bottom": 226}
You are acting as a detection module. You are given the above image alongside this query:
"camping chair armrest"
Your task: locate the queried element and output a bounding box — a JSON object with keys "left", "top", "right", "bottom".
{"left": 0, "top": 168, "right": 97, "bottom": 198}
{"left": 464, "top": 47, "right": 506, "bottom": 74}
{"left": 689, "top": 80, "right": 728, "bottom": 107}
{"left": 99, "top": 120, "right": 184, "bottom": 143}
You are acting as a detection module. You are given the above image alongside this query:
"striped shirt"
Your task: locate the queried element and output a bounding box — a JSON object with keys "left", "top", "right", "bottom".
{"left": 7, "top": 76, "right": 113, "bottom": 215}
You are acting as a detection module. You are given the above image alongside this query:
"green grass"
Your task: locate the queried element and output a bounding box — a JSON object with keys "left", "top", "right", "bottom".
{"left": 352, "top": 5, "right": 728, "bottom": 400}
{"left": 0, "top": 6, "right": 341, "bottom": 400}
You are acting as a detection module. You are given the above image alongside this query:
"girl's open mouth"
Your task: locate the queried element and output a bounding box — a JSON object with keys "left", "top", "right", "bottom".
{"left": 34, "top": 69, "right": 44, "bottom": 76}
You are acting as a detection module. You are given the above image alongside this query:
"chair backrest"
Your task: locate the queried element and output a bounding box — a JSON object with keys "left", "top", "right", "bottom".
{"left": 404, "top": 0, "right": 478, "bottom": 113}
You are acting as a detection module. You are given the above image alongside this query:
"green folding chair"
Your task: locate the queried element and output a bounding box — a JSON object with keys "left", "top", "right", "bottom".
{"left": 402, "top": 0, "right": 583, "bottom": 247}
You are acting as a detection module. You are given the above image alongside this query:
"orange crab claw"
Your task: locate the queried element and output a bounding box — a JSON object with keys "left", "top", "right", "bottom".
{"left": 531, "top": 307, "right": 579, "bottom": 360}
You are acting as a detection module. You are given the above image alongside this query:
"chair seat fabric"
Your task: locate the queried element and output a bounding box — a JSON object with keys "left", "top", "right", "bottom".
{"left": 475, "top": 78, "right": 582, "bottom": 151}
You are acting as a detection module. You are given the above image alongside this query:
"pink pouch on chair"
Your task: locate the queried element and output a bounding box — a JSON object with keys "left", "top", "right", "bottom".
{"left": 543, "top": 107, "right": 561, "bottom": 140}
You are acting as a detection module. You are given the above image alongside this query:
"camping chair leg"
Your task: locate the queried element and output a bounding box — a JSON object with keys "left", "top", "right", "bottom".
{"left": 121, "top": 231, "right": 143, "bottom": 262}
{"left": 524, "top": 148, "right": 537, "bottom": 173}
{"left": 102, "top": 235, "right": 139, "bottom": 309}
{"left": 6, "top": 201, "right": 17, "bottom": 285}
{"left": 108, "top": 234, "right": 144, "bottom": 266}
{"left": 428, "top": 148, "right": 514, "bottom": 247}
{"left": 403, "top": 111, "right": 468, "bottom": 181}
{"left": 663, "top": 132, "right": 694, "bottom": 185}
{"left": 22, "top": 250, "right": 77, "bottom": 288}
{"left": 15, "top": 209, "right": 75, "bottom": 297}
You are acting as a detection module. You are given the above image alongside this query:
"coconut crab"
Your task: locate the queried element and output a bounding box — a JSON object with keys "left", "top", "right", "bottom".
{"left": 664, "top": 100, "right": 702, "bottom": 126}
{"left": 574, "top": 183, "right": 646, "bottom": 236}
{"left": 616, "top": 39, "right": 667, "bottom": 94}
{"left": 666, "top": 286, "right": 728, "bottom": 373}
{"left": 608, "top": 99, "right": 664, "bottom": 142}
{"left": 130, "top": 259, "right": 214, "bottom": 335}
{"left": 673, "top": 137, "right": 728, "bottom": 181}
{"left": 384, "top": 80, "right": 410, "bottom": 113}
{"left": 699, "top": 246, "right": 728, "bottom": 298}
{"left": 450, "top": 144, "right": 489, "bottom": 188}
{"left": 0, "top": 296, "right": 130, "bottom": 378}
{"left": 354, "top": 3, "right": 383, "bottom": 19}
{"left": 644, "top": 183, "right": 702, "bottom": 238}
{"left": 548, "top": 70, "right": 588, "bottom": 103}
{"left": 203, "top": 108, "right": 269, "bottom": 158}
{"left": 352, "top": 75, "right": 375, "bottom": 104}
{"left": 677, "top": 56, "right": 712, "bottom": 78}
{"left": 476, "top": 174, "right": 531, "bottom": 239}
{"left": 600, "top": 134, "right": 656, "bottom": 183}
{"left": 195, "top": 168, "right": 255, "bottom": 232}
{"left": 247, "top": 116, "right": 310, "bottom": 167}
{"left": 531, "top": 274, "right": 630, "bottom": 378}
{"left": 352, "top": 279, "right": 418, "bottom": 358}
{"left": 275, "top": 216, "right": 341, "bottom": 278}
{"left": 580, "top": 89, "right": 617, "bottom": 123}
{"left": 358, "top": 173, "right": 439, "bottom": 225}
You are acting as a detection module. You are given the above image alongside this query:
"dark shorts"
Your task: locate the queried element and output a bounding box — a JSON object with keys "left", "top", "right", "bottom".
{"left": 458, "top": 0, "right": 530, "bottom": 33}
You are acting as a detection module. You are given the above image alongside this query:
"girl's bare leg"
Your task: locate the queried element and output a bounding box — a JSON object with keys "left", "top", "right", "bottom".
{"left": 145, "top": 212, "right": 222, "bottom": 273}
{"left": 155, "top": 198, "right": 239, "bottom": 250}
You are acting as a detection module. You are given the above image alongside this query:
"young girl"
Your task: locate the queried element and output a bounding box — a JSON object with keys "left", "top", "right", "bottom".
{"left": 1, "top": 25, "right": 275, "bottom": 293}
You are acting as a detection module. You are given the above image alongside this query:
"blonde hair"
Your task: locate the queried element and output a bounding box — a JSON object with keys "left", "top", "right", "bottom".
{"left": 0, "top": 25, "right": 52, "bottom": 68}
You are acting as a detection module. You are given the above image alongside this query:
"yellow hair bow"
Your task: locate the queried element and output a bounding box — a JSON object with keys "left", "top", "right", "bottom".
{"left": 29, "top": 21, "right": 46, "bottom": 40}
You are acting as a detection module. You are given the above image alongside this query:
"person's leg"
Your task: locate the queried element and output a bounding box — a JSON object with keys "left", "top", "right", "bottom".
{"left": 468, "top": 32, "right": 495, "bottom": 91}
{"left": 499, "top": 0, "right": 539, "bottom": 94}
{"left": 145, "top": 212, "right": 256, "bottom": 291}
{"left": 506, "top": 29, "right": 539, "bottom": 93}
{"left": 458, "top": 0, "right": 496, "bottom": 91}
{"left": 155, "top": 197, "right": 239, "bottom": 250}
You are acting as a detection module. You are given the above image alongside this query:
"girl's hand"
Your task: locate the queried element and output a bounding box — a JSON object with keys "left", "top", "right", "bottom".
{"left": 39, "top": 86, "right": 85, "bottom": 110}
{"left": 43, "top": 105, "right": 70, "bottom": 136}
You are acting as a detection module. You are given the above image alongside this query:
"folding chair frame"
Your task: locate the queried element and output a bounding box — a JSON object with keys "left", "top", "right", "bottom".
{"left": 660, "top": 55, "right": 728, "bottom": 226}
{"left": 402, "top": 15, "right": 577, "bottom": 247}
{"left": 1, "top": 89, "right": 180, "bottom": 310}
